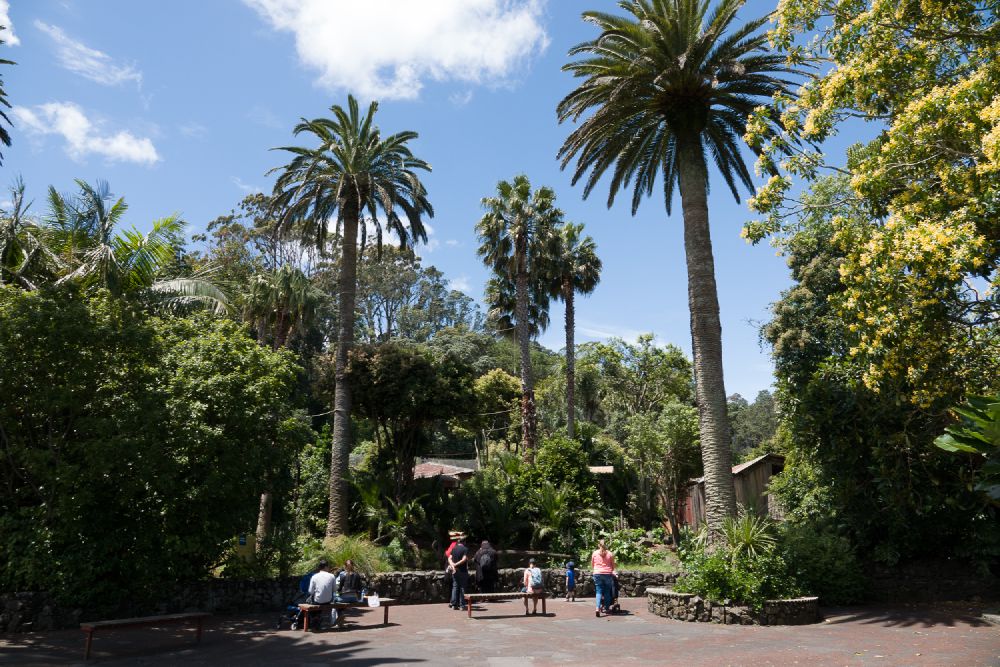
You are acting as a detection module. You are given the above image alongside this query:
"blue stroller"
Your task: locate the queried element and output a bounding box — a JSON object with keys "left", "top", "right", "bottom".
{"left": 277, "top": 572, "right": 314, "bottom": 630}
{"left": 604, "top": 574, "right": 623, "bottom": 614}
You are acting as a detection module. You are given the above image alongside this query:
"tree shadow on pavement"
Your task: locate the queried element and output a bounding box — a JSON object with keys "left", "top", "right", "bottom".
{"left": 821, "top": 604, "right": 993, "bottom": 628}
{"left": 0, "top": 616, "right": 425, "bottom": 666}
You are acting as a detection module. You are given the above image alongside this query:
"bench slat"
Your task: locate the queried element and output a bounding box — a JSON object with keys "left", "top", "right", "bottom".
{"left": 81, "top": 612, "right": 208, "bottom": 630}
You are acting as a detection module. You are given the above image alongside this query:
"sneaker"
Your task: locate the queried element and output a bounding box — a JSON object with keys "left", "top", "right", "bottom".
{"left": 595, "top": 610, "right": 601, "bottom": 617}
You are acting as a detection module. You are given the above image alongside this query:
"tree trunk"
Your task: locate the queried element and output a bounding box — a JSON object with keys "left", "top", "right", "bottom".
{"left": 563, "top": 279, "right": 576, "bottom": 439}
{"left": 255, "top": 490, "right": 272, "bottom": 555}
{"left": 327, "top": 204, "right": 359, "bottom": 537}
{"left": 676, "top": 136, "right": 737, "bottom": 542}
{"left": 515, "top": 235, "right": 538, "bottom": 460}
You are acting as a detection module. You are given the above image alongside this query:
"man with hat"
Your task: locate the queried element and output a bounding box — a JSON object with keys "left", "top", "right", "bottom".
{"left": 447, "top": 531, "right": 469, "bottom": 610}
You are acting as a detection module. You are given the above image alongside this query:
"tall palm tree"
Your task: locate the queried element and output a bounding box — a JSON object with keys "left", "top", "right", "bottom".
{"left": 484, "top": 274, "right": 551, "bottom": 339}
{"left": 546, "top": 223, "right": 601, "bottom": 439}
{"left": 243, "top": 265, "right": 324, "bottom": 350}
{"left": 0, "top": 26, "right": 15, "bottom": 165}
{"left": 270, "top": 95, "right": 433, "bottom": 537}
{"left": 557, "top": 0, "right": 796, "bottom": 538}
{"left": 477, "top": 175, "right": 562, "bottom": 458}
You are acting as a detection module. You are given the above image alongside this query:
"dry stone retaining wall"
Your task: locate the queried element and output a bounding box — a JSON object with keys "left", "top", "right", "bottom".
{"left": 646, "top": 587, "right": 819, "bottom": 625}
{"left": 0, "top": 569, "right": 678, "bottom": 633}
{"left": 369, "top": 568, "right": 677, "bottom": 602}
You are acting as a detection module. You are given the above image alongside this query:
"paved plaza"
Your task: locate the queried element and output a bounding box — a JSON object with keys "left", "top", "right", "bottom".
{"left": 1, "top": 597, "right": 998, "bottom": 666}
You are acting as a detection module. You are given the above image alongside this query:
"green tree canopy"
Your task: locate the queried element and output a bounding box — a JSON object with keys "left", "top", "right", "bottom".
{"left": 0, "top": 287, "right": 304, "bottom": 612}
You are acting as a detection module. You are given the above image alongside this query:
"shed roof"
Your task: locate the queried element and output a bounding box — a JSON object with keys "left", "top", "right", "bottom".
{"left": 413, "top": 462, "right": 476, "bottom": 479}
{"left": 690, "top": 453, "right": 785, "bottom": 484}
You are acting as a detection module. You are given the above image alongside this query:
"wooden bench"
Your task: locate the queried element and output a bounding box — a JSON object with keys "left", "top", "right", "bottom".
{"left": 464, "top": 591, "right": 547, "bottom": 618}
{"left": 80, "top": 612, "right": 209, "bottom": 660}
{"left": 297, "top": 597, "right": 397, "bottom": 631}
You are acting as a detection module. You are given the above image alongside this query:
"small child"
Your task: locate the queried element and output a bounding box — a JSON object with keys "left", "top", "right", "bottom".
{"left": 565, "top": 561, "right": 577, "bottom": 602}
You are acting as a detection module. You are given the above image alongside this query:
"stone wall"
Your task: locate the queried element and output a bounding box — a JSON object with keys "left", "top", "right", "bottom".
{"left": 868, "top": 561, "right": 1000, "bottom": 603}
{"left": 646, "top": 587, "right": 819, "bottom": 626}
{"left": 369, "top": 568, "right": 678, "bottom": 602}
{"left": 0, "top": 569, "right": 678, "bottom": 633}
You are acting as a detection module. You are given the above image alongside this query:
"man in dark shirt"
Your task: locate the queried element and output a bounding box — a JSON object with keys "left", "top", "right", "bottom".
{"left": 448, "top": 532, "right": 469, "bottom": 610}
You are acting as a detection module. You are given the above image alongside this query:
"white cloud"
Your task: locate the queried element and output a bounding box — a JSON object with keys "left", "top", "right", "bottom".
{"left": 449, "top": 276, "right": 471, "bottom": 293}
{"left": 449, "top": 90, "right": 474, "bottom": 107}
{"left": 232, "top": 176, "right": 261, "bottom": 193}
{"left": 244, "top": 0, "right": 549, "bottom": 100}
{"left": 577, "top": 321, "right": 648, "bottom": 343}
{"left": 14, "top": 102, "right": 160, "bottom": 165}
{"left": 0, "top": 1, "right": 18, "bottom": 45}
{"left": 359, "top": 216, "right": 436, "bottom": 250}
{"left": 247, "top": 105, "right": 283, "bottom": 129}
{"left": 179, "top": 122, "right": 208, "bottom": 139}
{"left": 34, "top": 21, "right": 141, "bottom": 87}
{"left": 445, "top": 239, "right": 460, "bottom": 247}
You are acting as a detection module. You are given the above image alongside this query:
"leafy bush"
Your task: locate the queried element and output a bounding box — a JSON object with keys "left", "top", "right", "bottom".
{"left": 677, "top": 548, "right": 801, "bottom": 610}
{"left": 675, "top": 509, "right": 803, "bottom": 609}
{"left": 576, "top": 527, "right": 674, "bottom": 568}
{"left": 293, "top": 535, "right": 393, "bottom": 577}
{"left": 779, "top": 522, "right": 867, "bottom": 605}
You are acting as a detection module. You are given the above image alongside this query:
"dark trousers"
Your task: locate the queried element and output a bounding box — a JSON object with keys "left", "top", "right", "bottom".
{"left": 451, "top": 571, "right": 469, "bottom": 608}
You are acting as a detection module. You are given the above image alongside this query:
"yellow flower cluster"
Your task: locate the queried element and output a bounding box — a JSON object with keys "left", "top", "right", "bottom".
{"left": 749, "top": 0, "right": 1000, "bottom": 405}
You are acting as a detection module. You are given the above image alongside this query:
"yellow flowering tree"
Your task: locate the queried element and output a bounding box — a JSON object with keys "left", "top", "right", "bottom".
{"left": 745, "top": 0, "right": 1000, "bottom": 405}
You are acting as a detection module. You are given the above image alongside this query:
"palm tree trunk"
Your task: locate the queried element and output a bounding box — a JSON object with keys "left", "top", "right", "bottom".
{"left": 327, "top": 204, "right": 359, "bottom": 537}
{"left": 563, "top": 279, "right": 576, "bottom": 439}
{"left": 676, "top": 136, "right": 736, "bottom": 542}
{"left": 255, "top": 490, "right": 273, "bottom": 555}
{"left": 515, "top": 235, "right": 538, "bottom": 460}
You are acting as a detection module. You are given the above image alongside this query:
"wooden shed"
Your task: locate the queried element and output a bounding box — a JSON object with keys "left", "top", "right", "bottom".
{"left": 681, "top": 453, "right": 785, "bottom": 527}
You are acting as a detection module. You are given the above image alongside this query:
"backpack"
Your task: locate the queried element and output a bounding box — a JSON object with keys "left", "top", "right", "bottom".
{"left": 479, "top": 551, "right": 494, "bottom": 571}
{"left": 530, "top": 567, "right": 543, "bottom": 587}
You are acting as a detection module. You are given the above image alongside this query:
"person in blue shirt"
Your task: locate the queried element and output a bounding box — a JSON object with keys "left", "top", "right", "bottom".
{"left": 565, "top": 561, "right": 577, "bottom": 602}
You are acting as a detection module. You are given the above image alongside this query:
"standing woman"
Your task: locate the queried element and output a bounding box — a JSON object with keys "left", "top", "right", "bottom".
{"left": 474, "top": 540, "right": 499, "bottom": 595}
{"left": 591, "top": 539, "right": 616, "bottom": 617}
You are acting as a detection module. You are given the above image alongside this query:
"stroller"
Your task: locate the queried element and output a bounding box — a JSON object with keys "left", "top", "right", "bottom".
{"left": 276, "top": 572, "right": 314, "bottom": 630}
{"left": 603, "top": 574, "right": 623, "bottom": 615}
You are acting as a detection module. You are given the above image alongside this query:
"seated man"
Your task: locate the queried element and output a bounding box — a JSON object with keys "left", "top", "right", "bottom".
{"left": 306, "top": 559, "right": 338, "bottom": 628}
{"left": 335, "top": 559, "right": 364, "bottom": 603}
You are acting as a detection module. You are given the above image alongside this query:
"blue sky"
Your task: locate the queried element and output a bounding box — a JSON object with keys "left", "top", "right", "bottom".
{"left": 3, "top": 0, "right": 826, "bottom": 399}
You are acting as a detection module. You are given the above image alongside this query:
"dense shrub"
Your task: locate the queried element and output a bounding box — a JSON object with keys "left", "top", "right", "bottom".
{"left": 677, "top": 548, "right": 801, "bottom": 610}
{"left": 0, "top": 288, "right": 304, "bottom": 612}
{"left": 779, "top": 523, "right": 867, "bottom": 605}
{"left": 293, "top": 535, "right": 393, "bottom": 577}
{"left": 675, "top": 510, "right": 802, "bottom": 609}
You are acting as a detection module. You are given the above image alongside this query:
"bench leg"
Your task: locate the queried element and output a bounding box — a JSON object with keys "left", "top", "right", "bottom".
{"left": 196, "top": 617, "right": 203, "bottom": 642}
{"left": 467, "top": 596, "right": 473, "bottom": 619}
{"left": 383, "top": 605, "right": 389, "bottom": 625}
{"left": 542, "top": 595, "right": 546, "bottom": 615}
{"left": 524, "top": 596, "right": 529, "bottom": 615}
{"left": 84, "top": 629, "right": 93, "bottom": 660}
{"left": 302, "top": 611, "right": 310, "bottom": 632}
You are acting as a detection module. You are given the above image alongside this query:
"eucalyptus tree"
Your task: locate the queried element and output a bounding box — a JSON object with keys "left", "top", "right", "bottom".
{"left": 476, "top": 175, "right": 562, "bottom": 457}
{"left": 557, "top": 0, "right": 797, "bottom": 537}
{"left": 547, "top": 222, "right": 601, "bottom": 438}
{"left": 270, "top": 95, "right": 433, "bottom": 536}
